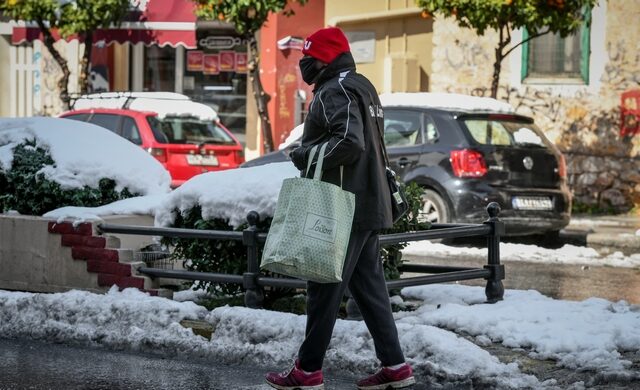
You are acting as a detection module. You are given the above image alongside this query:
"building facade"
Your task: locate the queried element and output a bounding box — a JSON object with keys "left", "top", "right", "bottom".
{"left": 1, "top": 0, "right": 638, "bottom": 209}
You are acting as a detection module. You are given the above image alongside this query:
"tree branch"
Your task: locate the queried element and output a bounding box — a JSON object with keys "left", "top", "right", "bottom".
{"left": 503, "top": 28, "right": 552, "bottom": 58}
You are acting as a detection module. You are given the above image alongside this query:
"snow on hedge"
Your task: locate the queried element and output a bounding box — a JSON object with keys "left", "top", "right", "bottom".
{"left": 0, "top": 117, "right": 171, "bottom": 195}
{"left": 154, "top": 162, "right": 299, "bottom": 228}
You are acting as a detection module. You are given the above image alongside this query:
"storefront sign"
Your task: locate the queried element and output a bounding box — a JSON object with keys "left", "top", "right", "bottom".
{"left": 203, "top": 54, "right": 220, "bottom": 75}
{"left": 219, "top": 51, "right": 235, "bottom": 72}
{"left": 235, "top": 52, "right": 248, "bottom": 73}
{"left": 187, "top": 50, "right": 203, "bottom": 72}
{"left": 199, "top": 36, "right": 246, "bottom": 50}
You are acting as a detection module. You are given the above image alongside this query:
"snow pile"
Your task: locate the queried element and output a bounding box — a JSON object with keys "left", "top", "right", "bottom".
{"left": 0, "top": 287, "right": 209, "bottom": 354}
{"left": 401, "top": 285, "right": 640, "bottom": 373}
{"left": 206, "top": 306, "right": 543, "bottom": 388}
{"left": 404, "top": 240, "right": 640, "bottom": 268}
{"left": 2, "top": 284, "right": 639, "bottom": 387}
{"left": 43, "top": 194, "right": 169, "bottom": 222}
{"left": 154, "top": 162, "right": 299, "bottom": 228}
{"left": 0, "top": 117, "right": 171, "bottom": 196}
{"left": 72, "top": 92, "right": 218, "bottom": 121}
{"left": 379, "top": 92, "right": 515, "bottom": 113}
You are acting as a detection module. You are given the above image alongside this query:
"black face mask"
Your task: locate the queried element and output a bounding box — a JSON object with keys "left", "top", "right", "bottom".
{"left": 299, "top": 57, "right": 326, "bottom": 85}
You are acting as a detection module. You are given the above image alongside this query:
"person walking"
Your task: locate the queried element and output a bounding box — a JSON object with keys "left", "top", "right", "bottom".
{"left": 264, "top": 27, "right": 415, "bottom": 390}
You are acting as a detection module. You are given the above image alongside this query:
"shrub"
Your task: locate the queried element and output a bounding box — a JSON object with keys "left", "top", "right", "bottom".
{"left": 0, "top": 139, "right": 138, "bottom": 215}
{"left": 166, "top": 180, "right": 430, "bottom": 301}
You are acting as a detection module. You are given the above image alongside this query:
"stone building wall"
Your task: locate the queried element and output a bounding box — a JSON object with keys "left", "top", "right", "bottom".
{"left": 430, "top": 0, "right": 640, "bottom": 211}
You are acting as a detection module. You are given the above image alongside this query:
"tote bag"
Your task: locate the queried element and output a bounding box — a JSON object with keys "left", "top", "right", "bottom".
{"left": 260, "top": 143, "right": 355, "bottom": 283}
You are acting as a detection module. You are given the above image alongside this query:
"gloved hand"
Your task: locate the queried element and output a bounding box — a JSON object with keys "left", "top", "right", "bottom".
{"left": 290, "top": 146, "right": 309, "bottom": 171}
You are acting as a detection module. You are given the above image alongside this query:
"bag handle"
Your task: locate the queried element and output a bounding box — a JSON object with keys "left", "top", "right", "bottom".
{"left": 305, "top": 144, "right": 319, "bottom": 177}
{"left": 313, "top": 143, "right": 328, "bottom": 180}
{"left": 303, "top": 142, "right": 344, "bottom": 187}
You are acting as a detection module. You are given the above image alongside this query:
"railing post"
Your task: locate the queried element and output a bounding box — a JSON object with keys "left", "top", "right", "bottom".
{"left": 483, "top": 202, "right": 505, "bottom": 303}
{"left": 243, "top": 211, "right": 264, "bottom": 309}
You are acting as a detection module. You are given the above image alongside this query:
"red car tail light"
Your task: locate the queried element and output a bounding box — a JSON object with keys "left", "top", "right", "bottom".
{"left": 450, "top": 149, "right": 487, "bottom": 178}
{"left": 557, "top": 153, "right": 567, "bottom": 178}
{"left": 235, "top": 149, "right": 245, "bottom": 164}
{"left": 147, "top": 147, "right": 167, "bottom": 163}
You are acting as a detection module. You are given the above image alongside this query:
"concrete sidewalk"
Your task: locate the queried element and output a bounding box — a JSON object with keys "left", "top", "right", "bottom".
{"left": 561, "top": 213, "right": 640, "bottom": 255}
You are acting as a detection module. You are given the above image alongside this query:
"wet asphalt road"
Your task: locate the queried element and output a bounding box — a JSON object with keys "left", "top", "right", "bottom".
{"left": 0, "top": 338, "right": 366, "bottom": 390}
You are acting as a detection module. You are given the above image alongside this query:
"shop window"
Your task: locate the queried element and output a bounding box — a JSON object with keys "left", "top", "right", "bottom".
{"left": 143, "top": 46, "right": 176, "bottom": 92}
{"left": 182, "top": 30, "right": 248, "bottom": 145}
{"left": 521, "top": 8, "right": 591, "bottom": 84}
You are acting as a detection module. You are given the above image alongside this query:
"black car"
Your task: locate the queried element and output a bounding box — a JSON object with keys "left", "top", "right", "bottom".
{"left": 242, "top": 105, "right": 571, "bottom": 237}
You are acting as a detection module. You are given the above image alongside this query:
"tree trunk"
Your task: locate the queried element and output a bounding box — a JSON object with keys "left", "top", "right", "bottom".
{"left": 36, "top": 20, "right": 71, "bottom": 110}
{"left": 490, "top": 25, "right": 509, "bottom": 99}
{"left": 79, "top": 31, "right": 93, "bottom": 94}
{"left": 247, "top": 35, "right": 274, "bottom": 153}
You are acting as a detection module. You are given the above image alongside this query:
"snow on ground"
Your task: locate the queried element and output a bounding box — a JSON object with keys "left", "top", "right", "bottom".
{"left": 0, "top": 117, "right": 171, "bottom": 195}
{"left": 404, "top": 240, "right": 640, "bottom": 268}
{"left": 1, "top": 285, "right": 639, "bottom": 388}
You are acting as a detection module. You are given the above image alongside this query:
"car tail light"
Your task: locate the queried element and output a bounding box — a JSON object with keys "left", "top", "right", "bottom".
{"left": 147, "top": 147, "right": 167, "bottom": 163}
{"left": 557, "top": 153, "right": 567, "bottom": 178}
{"left": 235, "top": 149, "right": 245, "bottom": 164}
{"left": 450, "top": 149, "right": 487, "bottom": 178}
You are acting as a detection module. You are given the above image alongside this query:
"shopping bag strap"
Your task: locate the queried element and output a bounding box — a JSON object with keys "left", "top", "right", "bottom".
{"left": 313, "top": 143, "right": 328, "bottom": 180}
{"left": 305, "top": 144, "right": 319, "bottom": 177}
{"left": 304, "top": 142, "right": 344, "bottom": 188}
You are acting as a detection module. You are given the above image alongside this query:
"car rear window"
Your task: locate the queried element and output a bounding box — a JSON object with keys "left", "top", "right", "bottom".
{"left": 146, "top": 116, "right": 236, "bottom": 145}
{"left": 62, "top": 113, "right": 90, "bottom": 122}
{"left": 462, "top": 119, "right": 547, "bottom": 147}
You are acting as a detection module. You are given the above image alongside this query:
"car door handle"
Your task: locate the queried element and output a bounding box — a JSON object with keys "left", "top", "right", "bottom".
{"left": 398, "top": 157, "right": 409, "bottom": 167}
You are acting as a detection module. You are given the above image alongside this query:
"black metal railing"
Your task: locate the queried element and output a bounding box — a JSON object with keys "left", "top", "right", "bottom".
{"left": 98, "top": 202, "right": 505, "bottom": 314}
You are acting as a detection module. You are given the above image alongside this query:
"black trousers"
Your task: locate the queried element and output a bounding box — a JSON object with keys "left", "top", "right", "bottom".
{"left": 297, "top": 229, "right": 405, "bottom": 371}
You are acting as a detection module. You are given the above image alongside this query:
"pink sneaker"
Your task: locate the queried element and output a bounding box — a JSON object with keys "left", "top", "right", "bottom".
{"left": 357, "top": 363, "right": 416, "bottom": 389}
{"left": 265, "top": 360, "right": 325, "bottom": 390}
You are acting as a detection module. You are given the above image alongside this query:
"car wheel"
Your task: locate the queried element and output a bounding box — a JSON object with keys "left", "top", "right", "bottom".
{"left": 419, "top": 189, "right": 450, "bottom": 224}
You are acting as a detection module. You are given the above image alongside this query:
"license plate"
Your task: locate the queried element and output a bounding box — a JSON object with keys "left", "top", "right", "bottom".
{"left": 512, "top": 196, "right": 553, "bottom": 210}
{"left": 186, "top": 154, "right": 219, "bottom": 166}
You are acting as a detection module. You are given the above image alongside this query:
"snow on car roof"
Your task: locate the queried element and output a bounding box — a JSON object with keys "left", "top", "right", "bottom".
{"left": 379, "top": 92, "right": 515, "bottom": 113}
{"left": 0, "top": 117, "right": 171, "bottom": 197}
{"left": 72, "top": 92, "right": 219, "bottom": 121}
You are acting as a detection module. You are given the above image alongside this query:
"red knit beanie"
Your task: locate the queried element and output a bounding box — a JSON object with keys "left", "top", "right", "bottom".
{"left": 302, "top": 27, "right": 351, "bottom": 64}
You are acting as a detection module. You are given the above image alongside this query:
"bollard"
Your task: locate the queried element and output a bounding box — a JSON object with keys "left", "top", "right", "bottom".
{"left": 483, "top": 202, "right": 505, "bottom": 303}
{"left": 243, "top": 211, "right": 264, "bottom": 309}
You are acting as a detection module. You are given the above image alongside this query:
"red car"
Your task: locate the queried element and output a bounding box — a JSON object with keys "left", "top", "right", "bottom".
{"left": 60, "top": 93, "right": 244, "bottom": 187}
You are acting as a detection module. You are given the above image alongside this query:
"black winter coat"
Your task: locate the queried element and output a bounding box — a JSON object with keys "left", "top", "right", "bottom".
{"left": 291, "top": 52, "right": 393, "bottom": 231}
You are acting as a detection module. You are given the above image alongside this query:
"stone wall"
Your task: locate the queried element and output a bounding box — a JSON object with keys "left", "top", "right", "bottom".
{"left": 430, "top": 0, "right": 640, "bottom": 211}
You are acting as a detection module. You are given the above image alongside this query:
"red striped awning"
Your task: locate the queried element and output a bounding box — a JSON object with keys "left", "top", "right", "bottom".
{"left": 11, "top": 0, "right": 197, "bottom": 48}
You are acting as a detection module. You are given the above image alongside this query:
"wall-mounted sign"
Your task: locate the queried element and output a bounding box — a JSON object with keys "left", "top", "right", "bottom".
{"left": 235, "top": 52, "right": 248, "bottom": 73}
{"left": 344, "top": 31, "right": 376, "bottom": 64}
{"left": 621, "top": 90, "right": 640, "bottom": 137}
{"left": 199, "top": 36, "right": 247, "bottom": 50}
{"left": 219, "top": 51, "right": 235, "bottom": 72}
{"left": 187, "top": 50, "right": 203, "bottom": 72}
{"left": 203, "top": 54, "right": 220, "bottom": 75}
